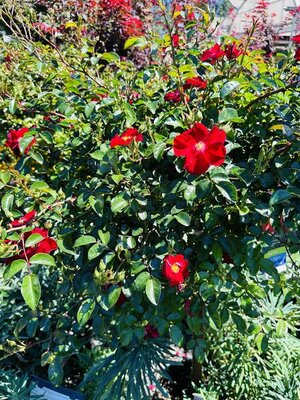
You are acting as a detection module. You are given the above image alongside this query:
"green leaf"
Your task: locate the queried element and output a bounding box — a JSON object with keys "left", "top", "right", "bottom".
{"left": 145, "top": 278, "right": 161, "bottom": 305}
{"left": 84, "top": 102, "right": 95, "bottom": 118}
{"left": 174, "top": 212, "right": 191, "bottom": 226}
{"left": 21, "top": 274, "right": 41, "bottom": 310}
{"left": 0, "top": 171, "right": 11, "bottom": 184}
{"left": 1, "top": 193, "right": 14, "bottom": 215}
{"left": 153, "top": 142, "right": 166, "bottom": 161}
{"left": 107, "top": 286, "right": 122, "bottom": 309}
{"left": 170, "top": 325, "right": 183, "bottom": 346}
{"left": 29, "top": 253, "right": 55, "bottom": 266}
{"left": 111, "top": 196, "right": 128, "bottom": 213}
{"left": 269, "top": 189, "right": 292, "bottom": 205}
{"left": 260, "top": 259, "right": 280, "bottom": 282}
{"left": 30, "top": 151, "right": 44, "bottom": 164}
{"left": 218, "top": 108, "right": 243, "bottom": 123}
{"left": 98, "top": 230, "right": 110, "bottom": 245}
{"left": 134, "top": 272, "right": 150, "bottom": 291}
{"left": 124, "top": 36, "right": 147, "bottom": 49}
{"left": 25, "top": 233, "right": 44, "bottom": 248}
{"left": 101, "top": 52, "right": 120, "bottom": 63}
{"left": 256, "top": 332, "right": 268, "bottom": 353}
{"left": 88, "top": 243, "right": 105, "bottom": 260}
{"left": 216, "top": 181, "right": 238, "bottom": 202}
{"left": 276, "top": 320, "right": 287, "bottom": 337}
{"left": 74, "top": 235, "right": 96, "bottom": 247}
{"left": 232, "top": 313, "right": 247, "bottom": 333}
{"left": 30, "top": 181, "right": 49, "bottom": 191}
{"left": 220, "top": 81, "right": 240, "bottom": 98}
{"left": 48, "top": 358, "right": 63, "bottom": 387}
{"left": 77, "top": 298, "right": 95, "bottom": 326}
{"left": 19, "top": 136, "right": 35, "bottom": 154}
{"left": 9, "top": 98, "right": 17, "bottom": 114}
{"left": 4, "top": 259, "right": 27, "bottom": 279}
{"left": 247, "top": 283, "right": 266, "bottom": 299}
{"left": 120, "top": 328, "right": 133, "bottom": 346}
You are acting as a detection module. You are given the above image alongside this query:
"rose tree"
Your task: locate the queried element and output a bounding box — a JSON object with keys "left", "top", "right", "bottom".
{"left": 0, "top": 3, "right": 299, "bottom": 398}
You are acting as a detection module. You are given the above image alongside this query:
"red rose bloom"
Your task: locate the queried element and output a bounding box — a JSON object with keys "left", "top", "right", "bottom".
{"left": 11, "top": 210, "right": 37, "bottom": 227}
{"left": 144, "top": 324, "right": 159, "bottom": 339}
{"left": 184, "top": 76, "right": 207, "bottom": 89}
{"left": 3, "top": 227, "right": 57, "bottom": 264}
{"left": 173, "top": 123, "right": 226, "bottom": 175}
{"left": 292, "top": 34, "right": 300, "bottom": 43}
{"left": 201, "top": 44, "right": 225, "bottom": 64}
{"left": 164, "top": 89, "right": 181, "bottom": 103}
{"left": 110, "top": 128, "right": 144, "bottom": 148}
{"left": 162, "top": 254, "right": 189, "bottom": 286}
{"left": 5, "top": 127, "right": 36, "bottom": 155}
{"left": 224, "top": 43, "right": 243, "bottom": 60}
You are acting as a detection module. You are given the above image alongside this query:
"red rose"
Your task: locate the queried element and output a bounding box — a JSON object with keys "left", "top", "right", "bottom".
{"left": 3, "top": 227, "right": 57, "bottom": 264}
{"left": 110, "top": 128, "right": 144, "bottom": 148}
{"left": 5, "top": 127, "right": 36, "bottom": 155}
{"left": 172, "top": 34, "right": 180, "bottom": 47}
{"left": 144, "top": 324, "right": 159, "bottom": 339}
{"left": 224, "top": 43, "right": 243, "bottom": 60}
{"left": 173, "top": 123, "right": 226, "bottom": 175}
{"left": 184, "top": 76, "right": 207, "bottom": 89}
{"left": 201, "top": 43, "right": 225, "bottom": 64}
{"left": 11, "top": 210, "right": 37, "bottom": 227}
{"left": 292, "top": 34, "right": 300, "bottom": 43}
{"left": 164, "top": 89, "right": 182, "bottom": 103}
{"left": 162, "top": 254, "right": 189, "bottom": 286}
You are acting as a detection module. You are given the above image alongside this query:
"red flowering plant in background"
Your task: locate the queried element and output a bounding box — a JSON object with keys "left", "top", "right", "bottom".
{"left": 173, "top": 123, "right": 226, "bottom": 175}
{"left": 164, "top": 89, "right": 182, "bottom": 103}
{"left": 200, "top": 43, "right": 225, "bottom": 64}
{"left": 183, "top": 76, "right": 207, "bottom": 89}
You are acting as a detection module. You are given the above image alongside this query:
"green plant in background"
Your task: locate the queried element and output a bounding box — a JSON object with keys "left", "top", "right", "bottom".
{"left": 0, "top": 369, "right": 40, "bottom": 400}
{"left": 0, "top": 0, "right": 299, "bottom": 399}
{"left": 191, "top": 293, "right": 300, "bottom": 399}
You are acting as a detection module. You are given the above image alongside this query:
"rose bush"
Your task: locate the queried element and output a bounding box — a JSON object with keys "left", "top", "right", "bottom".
{"left": 0, "top": 1, "right": 300, "bottom": 399}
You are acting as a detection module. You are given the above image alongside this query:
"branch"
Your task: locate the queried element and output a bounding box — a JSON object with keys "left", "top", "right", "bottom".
{"left": 244, "top": 79, "right": 300, "bottom": 110}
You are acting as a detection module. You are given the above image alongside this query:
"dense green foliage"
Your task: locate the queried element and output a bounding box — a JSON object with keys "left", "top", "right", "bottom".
{"left": 0, "top": 1, "right": 299, "bottom": 399}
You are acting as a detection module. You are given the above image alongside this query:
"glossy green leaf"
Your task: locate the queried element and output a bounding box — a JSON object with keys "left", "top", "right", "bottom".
{"left": 29, "top": 253, "right": 55, "bottom": 266}
{"left": 145, "top": 278, "right": 161, "bottom": 305}
{"left": 77, "top": 298, "right": 95, "bottom": 326}
{"left": 21, "top": 274, "right": 41, "bottom": 310}
{"left": 4, "top": 259, "right": 27, "bottom": 279}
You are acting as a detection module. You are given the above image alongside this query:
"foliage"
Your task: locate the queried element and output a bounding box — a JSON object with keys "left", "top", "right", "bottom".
{"left": 82, "top": 339, "right": 179, "bottom": 399}
{"left": 0, "top": 1, "right": 299, "bottom": 399}
{"left": 192, "top": 293, "right": 300, "bottom": 399}
{"left": 0, "top": 368, "right": 40, "bottom": 400}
